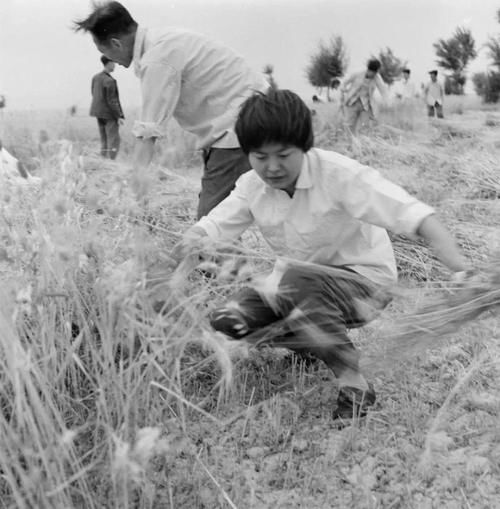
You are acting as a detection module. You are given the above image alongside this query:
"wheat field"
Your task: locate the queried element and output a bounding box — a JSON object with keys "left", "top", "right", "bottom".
{"left": 0, "top": 97, "right": 499, "bottom": 508}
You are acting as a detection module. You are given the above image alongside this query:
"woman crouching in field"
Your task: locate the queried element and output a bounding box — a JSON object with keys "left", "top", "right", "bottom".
{"left": 171, "top": 89, "right": 469, "bottom": 424}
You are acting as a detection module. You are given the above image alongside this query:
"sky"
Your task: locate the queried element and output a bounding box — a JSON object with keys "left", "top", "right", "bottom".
{"left": 1, "top": 0, "right": 500, "bottom": 112}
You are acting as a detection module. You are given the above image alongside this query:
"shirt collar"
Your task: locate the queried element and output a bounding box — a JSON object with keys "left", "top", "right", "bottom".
{"left": 133, "top": 26, "right": 148, "bottom": 77}
{"left": 294, "top": 152, "right": 312, "bottom": 190}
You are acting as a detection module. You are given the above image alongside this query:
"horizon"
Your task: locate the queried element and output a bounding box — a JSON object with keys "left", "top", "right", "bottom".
{"left": 1, "top": 0, "right": 500, "bottom": 112}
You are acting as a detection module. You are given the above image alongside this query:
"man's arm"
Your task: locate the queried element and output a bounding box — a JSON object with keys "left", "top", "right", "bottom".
{"left": 132, "top": 61, "right": 181, "bottom": 172}
{"left": 340, "top": 73, "right": 355, "bottom": 99}
{"left": 342, "top": 73, "right": 356, "bottom": 90}
{"left": 375, "top": 74, "right": 388, "bottom": 100}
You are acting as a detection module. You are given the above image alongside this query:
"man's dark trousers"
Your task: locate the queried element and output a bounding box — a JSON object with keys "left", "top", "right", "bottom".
{"left": 197, "top": 147, "right": 251, "bottom": 219}
{"left": 427, "top": 102, "right": 444, "bottom": 119}
{"left": 97, "top": 118, "right": 120, "bottom": 160}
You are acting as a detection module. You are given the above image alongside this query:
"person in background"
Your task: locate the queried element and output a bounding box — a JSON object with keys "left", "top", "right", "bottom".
{"left": 74, "top": 1, "right": 268, "bottom": 218}
{"left": 171, "top": 89, "right": 469, "bottom": 424}
{"left": 424, "top": 70, "right": 444, "bottom": 119}
{"left": 329, "top": 78, "right": 341, "bottom": 103}
{"left": 90, "top": 55, "right": 124, "bottom": 160}
{"left": 394, "top": 68, "right": 417, "bottom": 101}
{"left": 0, "top": 94, "right": 5, "bottom": 128}
{"left": 341, "top": 59, "right": 387, "bottom": 135}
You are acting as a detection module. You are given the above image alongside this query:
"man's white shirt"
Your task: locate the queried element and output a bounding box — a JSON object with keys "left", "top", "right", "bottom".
{"left": 132, "top": 26, "right": 268, "bottom": 149}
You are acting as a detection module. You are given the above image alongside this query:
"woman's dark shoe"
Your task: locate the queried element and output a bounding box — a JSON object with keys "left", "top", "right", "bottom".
{"left": 332, "top": 383, "right": 376, "bottom": 423}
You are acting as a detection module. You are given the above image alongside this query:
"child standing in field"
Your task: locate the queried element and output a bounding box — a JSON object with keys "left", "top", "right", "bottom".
{"left": 171, "top": 89, "right": 468, "bottom": 424}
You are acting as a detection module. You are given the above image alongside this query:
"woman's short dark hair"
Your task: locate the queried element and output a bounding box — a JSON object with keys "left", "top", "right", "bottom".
{"left": 367, "top": 59, "right": 381, "bottom": 72}
{"left": 73, "top": 1, "right": 137, "bottom": 43}
{"left": 235, "top": 89, "right": 314, "bottom": 154}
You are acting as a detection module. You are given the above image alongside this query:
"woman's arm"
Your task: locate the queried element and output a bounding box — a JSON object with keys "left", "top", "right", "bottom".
{"left": 416, "top": 215, "right": 468, "bottom": 272}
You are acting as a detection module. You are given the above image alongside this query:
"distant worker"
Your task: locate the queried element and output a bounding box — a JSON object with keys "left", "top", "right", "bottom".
{"left": 0, "top": 94, "right": 5, "bottom": 126}
{"left": 90, "top": 55, "right": 124, "bottom": 160}
{"left": 329, "top": 78, "right": 341, "bottom": 103}
{"left": 424, "top": 70, "right": 444, "bottom": 119}
{"left": 74, "top": 1, "right": 268, "bottom": 218}
{"left": 394, "top": 68, "right": 417, "bottom": 101}
{"left": 341, "top": 59, "right": 387, "bottom": 135}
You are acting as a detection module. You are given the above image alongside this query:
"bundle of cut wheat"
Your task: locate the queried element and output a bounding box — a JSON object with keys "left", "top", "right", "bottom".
{"left": 456, "top": 154, "right": 500, "bottom": 200}
{"left": 362, "top": 260, "right": 500, "bottom": 373}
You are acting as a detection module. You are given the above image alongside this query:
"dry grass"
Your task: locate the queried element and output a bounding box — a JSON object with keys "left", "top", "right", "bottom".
{"left": 0, "top": 101, "right": 499, "bottom": 508}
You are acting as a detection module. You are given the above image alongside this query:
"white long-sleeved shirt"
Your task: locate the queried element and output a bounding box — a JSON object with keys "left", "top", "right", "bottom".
{"left": 132, "top": 26, "right": 269, "bottom": 149}
{"left": 342, "top": 71, "right": 387, "bottom": 110}
{"left": 197, "top": 148, "right": 435, "bottom": 286}
{"left": 393, "top": 79, "right": 417, "bottom": 100}
{"left": 424, "top": 80, "right": 444, "bottom": 106}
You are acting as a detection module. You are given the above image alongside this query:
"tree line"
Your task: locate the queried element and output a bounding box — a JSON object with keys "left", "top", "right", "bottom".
{"left": 291, "top": 9, "right": 500, "bottom": 104}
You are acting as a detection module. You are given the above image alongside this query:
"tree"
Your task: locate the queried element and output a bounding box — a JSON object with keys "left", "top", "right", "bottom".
{"left": 306, "top": 36, "right": 349, "bottom": 100}
{"left": 473, "top": 8, "right": 500, "bottom": 103}
{"left": 372, "top": 47, "right": 406, "bottom": 86}
{"left": 485, "top": 36, "right": 500, "bottom": 70}
{"left": 433, "top": 26, "right": 477, "bottom": 94}
{"left": 472, "top": 71, "right": 500, "bottom": 103}
{"left": 263, "top": 64, "right": 278, "bottom": 90}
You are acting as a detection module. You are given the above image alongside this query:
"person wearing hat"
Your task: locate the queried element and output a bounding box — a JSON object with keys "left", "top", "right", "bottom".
{"left": 424, "top": 70, "right": 444, "bottom": 118}
{"left": 90, "top": 55, "right": 125, "bottom": 159}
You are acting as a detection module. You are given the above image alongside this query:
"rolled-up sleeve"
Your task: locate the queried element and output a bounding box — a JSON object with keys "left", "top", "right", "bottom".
{"left": 132, "top": 61, "right": 181, "bottom": 139}
{"left": 335, "top": 157, "right": 435, "bottom": 235}
{"left": 196, "top": 176, "right": 255, "bottom": 241}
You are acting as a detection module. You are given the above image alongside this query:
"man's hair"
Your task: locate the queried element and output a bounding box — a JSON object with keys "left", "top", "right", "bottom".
{"left": 235, "top": 89, "right": 314, "bottom": 154}
{"left": 367, "top": 59, "right": 381, "bottom": 72}
{"left": 101, "top": 55, "right": 112, "bottom": 65}
{"left": 73, "top": 1, "right": 137, "bottom": 43}
{"left": 330, "top": 78, "right": 341, "bottom": 87}
{"left": 402, "top": 68, "right": 411, "bottom": 74}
